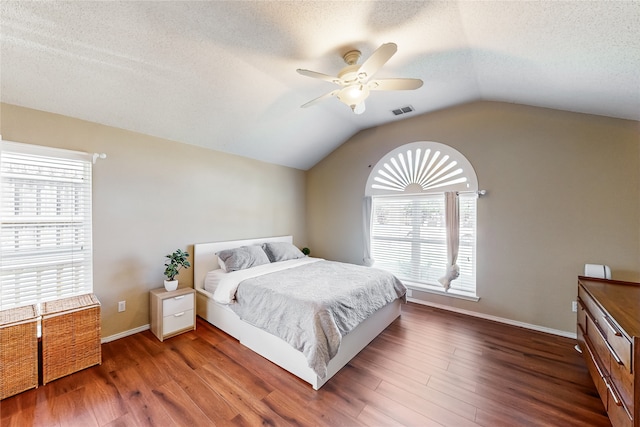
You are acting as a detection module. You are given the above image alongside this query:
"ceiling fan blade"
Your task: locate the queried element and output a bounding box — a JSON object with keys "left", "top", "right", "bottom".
{"left": 297, "top": 69, "right": 339, "bottom": 84}
{"left": 357, "top": 43, "right": 397, "bottom": 81}
{"left": 300, "top": 89, "right": 340, "bottom": 108}
{"left": 369, "top": 78, "right": 424, "bottom": 91}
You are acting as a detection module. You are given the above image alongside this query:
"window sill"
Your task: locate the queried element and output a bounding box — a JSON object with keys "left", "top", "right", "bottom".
{"left": 403, "top": 281, "right": 480, "bottom": 302}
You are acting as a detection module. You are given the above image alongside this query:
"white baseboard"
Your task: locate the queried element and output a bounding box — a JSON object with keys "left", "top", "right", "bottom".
{"left": 101, "top": 324, "right": 150, "bottom": 343}
{"left": 100, "top": 301, "right": 577, "bottom": 344}
{"left": 407, "top": 297, "right": 577, "bottom": 339}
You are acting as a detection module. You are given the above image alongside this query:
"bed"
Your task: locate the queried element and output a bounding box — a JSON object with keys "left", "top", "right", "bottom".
{"left": 193, "top": 235, "right": 405, "bottom": 390}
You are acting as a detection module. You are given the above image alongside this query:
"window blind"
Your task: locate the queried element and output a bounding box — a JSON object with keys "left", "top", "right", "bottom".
{"left": 371, "top": 193, "right": 476, "bottom": 294}
{"left": 0, "top": 142, "right": 93, "bottom": 310}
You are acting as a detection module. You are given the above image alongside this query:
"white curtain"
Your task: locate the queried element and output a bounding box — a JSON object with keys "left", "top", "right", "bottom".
{"left": 438, "top": 191, "right": 460, "bottom": 290}
{"left": 362, "top": 196, "right": 374, "bottom": 266}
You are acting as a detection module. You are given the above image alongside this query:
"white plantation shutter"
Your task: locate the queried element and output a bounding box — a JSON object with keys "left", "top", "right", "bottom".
{"left": 372, "top": 194, "right": 446, "bottom": 283}
{"left": 371, "top": 193, "right": 476, "bottom": 293}
{"left": 0, "top": 141, "right": 93, "bottom": 310}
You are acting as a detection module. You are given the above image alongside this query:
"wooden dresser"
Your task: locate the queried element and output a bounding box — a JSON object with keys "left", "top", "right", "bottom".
{"left": 577, "top": 276, "right": 640, "bottom": 427}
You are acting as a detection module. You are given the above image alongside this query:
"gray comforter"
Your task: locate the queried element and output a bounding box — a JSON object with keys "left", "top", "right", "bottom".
{"left": 229, "top": 260, "right": 406, "bottom": 378}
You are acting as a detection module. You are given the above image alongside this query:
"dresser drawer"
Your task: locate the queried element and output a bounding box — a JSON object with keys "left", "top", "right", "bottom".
{"left": 163, "top": 293, "right": 194, "bottom": 316}
{"left": 585, "top": 329, "right": 634, "bottom": 427}
{"left": 577, "top": 298, "right": 588, "bottom": 333}
{"left": 604, "top": 319, "right": 633, "bottom": 374}
{"left": 577, "top": 316, "right": 587, "bottom": 350}
{"left": 607, "top": 384, "right": 633, "bottom": 427}
{"left": 587, "top": 315, "right": 611, "bottom": 374}
{"left": 580, "top": 286, "right": 609, "bottom": 335}
{"left": 582, "top": 331, "right": 608, "bottom": 410}
{"left": 611, "top": 357, "right": 635, "bottom": 416}
{"left": 163, "top": 309, "right": 194, "bottom": 336}
{"left": 581, "top": 285, "right": 632, "bottom": 373}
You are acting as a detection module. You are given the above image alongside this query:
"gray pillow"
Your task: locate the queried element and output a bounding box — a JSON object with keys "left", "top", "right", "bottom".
{"left": 262, "top": 242, "right": 305, "bottom": 263}
{"left": 216, "top": 245, "right": 270, "bottom": 272}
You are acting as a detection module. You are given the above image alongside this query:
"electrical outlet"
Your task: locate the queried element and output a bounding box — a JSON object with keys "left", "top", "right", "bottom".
{"left": 406, "top": 288, "right": 413, "bottom": 298}
{"left": 118, "top": 300, "right": 126, "bottom": 312}
{"left": 571, "top": 301, "right": 578, "bottom": 313}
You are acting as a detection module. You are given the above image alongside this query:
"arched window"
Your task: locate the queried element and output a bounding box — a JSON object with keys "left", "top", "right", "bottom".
{"left": 365, "top": 141, "right": 479, "bottom": 298}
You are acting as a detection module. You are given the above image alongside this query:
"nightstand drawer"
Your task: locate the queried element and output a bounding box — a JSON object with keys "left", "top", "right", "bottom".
{"left": 150, "top": 287, "right": 196, "bottom": 341}
{"left": 163, "top": 294, "right": 194, "bottom": 316}
{"left": 163, "top": 309, "right": 194, "bottom": 336}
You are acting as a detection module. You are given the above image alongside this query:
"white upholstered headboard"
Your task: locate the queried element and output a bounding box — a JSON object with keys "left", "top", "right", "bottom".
{"left": 193, "top": 235, "right": 293, "bottom": 292}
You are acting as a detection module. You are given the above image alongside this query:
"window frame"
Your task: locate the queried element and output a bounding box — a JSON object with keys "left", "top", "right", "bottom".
{"left": 365, "top": 141, "right": 479, "bottom": 300}
{"left": 0, "top": 140, "right": 94, "bottom": 310}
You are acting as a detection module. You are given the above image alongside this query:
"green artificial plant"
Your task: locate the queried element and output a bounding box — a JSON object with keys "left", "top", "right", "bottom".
{"left": 164, "top": 249, "right": 191, "bottom": 281}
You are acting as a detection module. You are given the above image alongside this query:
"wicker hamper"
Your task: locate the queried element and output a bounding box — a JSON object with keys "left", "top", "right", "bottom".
{"left": 0, "top": 304, "right": 39, "bottom": 400}
{"left": 41, "top": 294, "right": 102, "bottom": 384}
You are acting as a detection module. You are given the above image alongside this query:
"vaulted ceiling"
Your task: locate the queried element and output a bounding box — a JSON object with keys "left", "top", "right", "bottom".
{"left": 1, "top": 1, "right": 639, "bottom": 170}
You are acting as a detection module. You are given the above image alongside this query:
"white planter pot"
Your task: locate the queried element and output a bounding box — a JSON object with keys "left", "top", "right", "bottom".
{"left": 164, "top": 279, "right": 178, "bottom": 292}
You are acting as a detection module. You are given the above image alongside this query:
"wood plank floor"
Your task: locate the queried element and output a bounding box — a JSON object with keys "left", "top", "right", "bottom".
{"left": 1, "top": 302, "right": 610, "bottom": 426}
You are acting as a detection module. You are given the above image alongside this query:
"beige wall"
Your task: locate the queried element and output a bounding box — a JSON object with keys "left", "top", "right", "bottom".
{"left": 1, "top": 103, "right": 307, "bottom": 338}
{"left": 2, "top": 101, "right": 638, "bottom": 338}
{"left": 307, "top": 101, "right": 640, "bottom": 334}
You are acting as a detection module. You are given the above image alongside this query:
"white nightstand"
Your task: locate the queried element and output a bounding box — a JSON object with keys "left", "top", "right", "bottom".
{"left": 149, "top": 287, "right": 196, "bottom": 341}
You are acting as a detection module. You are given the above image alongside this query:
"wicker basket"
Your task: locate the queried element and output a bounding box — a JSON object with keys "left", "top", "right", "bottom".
{"left": 41, "top": 294, "right": 101, "bottom": 384}
{"left": 0, "top": 305, "right": 39, "bottom": 400}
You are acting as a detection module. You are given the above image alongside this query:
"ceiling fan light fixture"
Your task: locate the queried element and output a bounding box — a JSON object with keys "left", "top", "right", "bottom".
{"left": 338, "top": 84, "right": 370, "bottom": 111}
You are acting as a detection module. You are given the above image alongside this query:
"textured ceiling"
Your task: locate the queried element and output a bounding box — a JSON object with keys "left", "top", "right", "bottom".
{"left": 1, "top": 1, "right": 639, "bottom": 170}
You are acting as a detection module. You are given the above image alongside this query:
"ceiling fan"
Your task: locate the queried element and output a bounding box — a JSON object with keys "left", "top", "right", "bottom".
{"left": 297, "top": 43, "right": 423, "bottom": 114}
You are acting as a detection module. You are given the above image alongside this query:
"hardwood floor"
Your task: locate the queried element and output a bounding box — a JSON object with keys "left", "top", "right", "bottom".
{"left": 0, "top": 302, "right": 610, "bottom": 426}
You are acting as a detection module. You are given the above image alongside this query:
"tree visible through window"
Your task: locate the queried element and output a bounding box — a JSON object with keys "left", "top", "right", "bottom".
{"left": 365, "top": 141, "right": 479, "bottom": 297}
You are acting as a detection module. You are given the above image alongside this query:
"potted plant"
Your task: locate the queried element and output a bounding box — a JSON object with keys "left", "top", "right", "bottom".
{"left": 164, "top": 249, "right": 191, "bottom": 291}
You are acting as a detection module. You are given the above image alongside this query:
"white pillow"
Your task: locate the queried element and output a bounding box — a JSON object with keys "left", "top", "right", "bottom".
{"left": 216, "top": 245, "right": 271, "bottom": 272}
{"left": 262, "top": 242, "right": 305, "bottom": 262}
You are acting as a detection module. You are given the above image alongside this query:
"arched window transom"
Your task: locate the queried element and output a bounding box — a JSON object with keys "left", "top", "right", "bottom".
{"left": 366, "top": 141, "right": 478, "bottom": 196}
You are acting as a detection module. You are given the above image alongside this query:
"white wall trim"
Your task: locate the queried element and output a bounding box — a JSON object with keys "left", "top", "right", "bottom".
{"left": 407, "top": 297, "right": 577, "bottom": 339}
{"left": 101, "top": 324, "right": 150, "bottom": 343}
{"left": 100, "top": 300, "right": 578, "bottom": 344}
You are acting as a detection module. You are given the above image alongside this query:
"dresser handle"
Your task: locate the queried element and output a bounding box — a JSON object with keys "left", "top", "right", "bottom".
{"left": 597, "top": 328, "right": 625, "bottom": 365}
{"left": 586, "top": 340, "right": 606, "bottom": 380}
{"left": 174, "top": 296, "right": 185, "bottom": 300}
{"left": 605, "top": 339, "right": 624, "bottom": 365}
{"left": 173, "top": 311, "right": 185, "bottom": 317}
{"left": 589, "top": 315, "right": 624, "bottom": 365}
{"left": 604, "top": 377, "right": 623, "bottom": 407}
{"left": 602, "top": 316, "right": 622, "bottom": 337}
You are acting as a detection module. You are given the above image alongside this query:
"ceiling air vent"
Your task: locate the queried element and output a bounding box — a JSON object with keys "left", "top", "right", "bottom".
{"left": 391, "top": 105, "right": 415, "bottom": 116}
